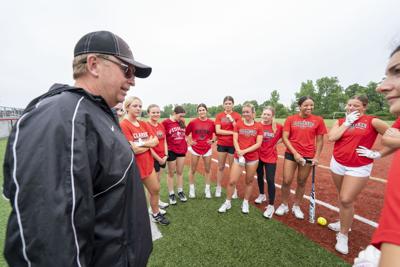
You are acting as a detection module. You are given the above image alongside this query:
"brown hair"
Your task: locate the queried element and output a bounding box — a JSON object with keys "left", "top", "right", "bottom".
{"left": 147, "top": 104, "right": 160, "bottom": 113}
{"left": 350, "top": 95, "right": 368, "bottom": 107}
{"left": 223, "top": 96, "right": 235, "bottom": 104}
{"left": 197, "top": 103, "right": 208, "bottom": 111}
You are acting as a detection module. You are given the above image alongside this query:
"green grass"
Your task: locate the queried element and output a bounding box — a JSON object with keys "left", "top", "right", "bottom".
{"left": 148, "top": 169, "right": 349, "bottom": 266}
{"left": 0, "top": 138, "right": 347, "bottom": 266}
{"left": 0, "top": 139, "right": 10, "bottom": 267}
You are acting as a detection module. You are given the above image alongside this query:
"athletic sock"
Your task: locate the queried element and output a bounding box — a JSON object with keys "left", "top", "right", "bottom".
{"left": 205, "top": 184, "right": 210, "bottom": 190}
{"left": 189, "top": 184, "right": 195, "bottom": 190}
{"left": 177, "top": 188, "right": 183, "bottom": 193}
{"left": 169, "top": 191, "right": 175, "bottom": 195}
{"left": 225, "top": 199, "right": 231, "bottom": 205}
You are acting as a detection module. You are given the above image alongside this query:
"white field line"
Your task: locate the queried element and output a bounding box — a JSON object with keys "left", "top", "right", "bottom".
{"left": 211, "top": 158, "right": 379, "bottom": 228}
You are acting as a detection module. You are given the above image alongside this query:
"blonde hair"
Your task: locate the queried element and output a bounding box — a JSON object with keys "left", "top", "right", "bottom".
{"left": 263, "top": 106, "right": 277, "bottom": 133}
{"left": 123, "top": 96, "right": 142, "bottom": 118}
{"left": 72, "top": 54, "right": 88, "bottom": 79}
{"left": 242, "top": 102, "right": 256, "bottom": 113}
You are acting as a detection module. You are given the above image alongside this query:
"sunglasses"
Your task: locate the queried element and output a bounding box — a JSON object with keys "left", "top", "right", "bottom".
{"left": 96, "top": 55, "right": 135, "bottom": 79}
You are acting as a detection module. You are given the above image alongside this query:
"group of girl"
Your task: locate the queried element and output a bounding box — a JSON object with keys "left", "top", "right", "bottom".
{"left": 116, "top": 92, "right": 392, "bottom": 257}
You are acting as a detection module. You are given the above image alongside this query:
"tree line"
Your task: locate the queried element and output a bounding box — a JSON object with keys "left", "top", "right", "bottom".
{"left": 149, "top": 76, "right": 394, "bottom": 120}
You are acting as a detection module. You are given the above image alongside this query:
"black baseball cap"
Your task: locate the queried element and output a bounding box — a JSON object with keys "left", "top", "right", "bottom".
{"left": 74, "top": 31, "right": 152, "bottom": 78}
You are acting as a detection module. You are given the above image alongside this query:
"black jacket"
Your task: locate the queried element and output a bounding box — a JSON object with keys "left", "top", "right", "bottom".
{"left": 3, "top": 84, "right": 152, "bottom": 266}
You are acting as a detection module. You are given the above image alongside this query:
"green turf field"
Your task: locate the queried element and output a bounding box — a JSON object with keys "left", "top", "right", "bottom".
{"left": 0, "top": 139, "right": 10, "bottom": 267}
{"left": 148, "top": 169, "right": 349, "bottom": 266}
{"left": 0, "top": 138, "right": 348, "bottom": 266}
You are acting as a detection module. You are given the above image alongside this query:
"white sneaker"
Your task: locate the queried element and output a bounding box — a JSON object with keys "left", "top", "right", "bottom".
{"left": 158, "top": 200, "right": 169, "bottom": 209}
{"left": 215, "top": 186, "right": 222, "bottom": 197}
{"left": 241, "top": 201, "right": 249, "bottom": 214}
{"left": 335, "top": 233, "right": 349, "bottom": 255}
{"left": 149, "top": 207, "right": 166, "bottom": 215}
{"left": 189, "top": 187, "right": 196, "bottom": 199}
{"left": 292, "top": 205, "right": 304, "bottom": 219}
{"left": 254, "top": 194, "right": 267, "bottom": 204}
{"left": 263, "top": 205, "right": 275, "bottom": 219}
{"left": 275, "top": 204, "right": 289, "bottom": 216}
{"left": 218, "top": 201, "right": 232, "bottom": 213}
{"left": 328, "top": 221, "right": 352, "bottom": 232}
{"left": 205, "top": 188, "right": 211, "bottom": 199}
{"left": 232, "top": 188, "right": 238, "bottom": 199}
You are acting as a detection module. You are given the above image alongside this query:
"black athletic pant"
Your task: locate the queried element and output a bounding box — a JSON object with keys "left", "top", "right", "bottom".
{"left": 256, "top": 161, "right": 276, "bottom": 205}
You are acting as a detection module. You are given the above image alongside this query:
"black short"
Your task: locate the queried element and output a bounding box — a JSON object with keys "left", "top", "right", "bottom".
{"left": 167, "top": 150, "right": 186, "bottom": 161}
{"left": 217, "top": 145, "right": 235, "bottom": 154}
{"left": 154, "top": 160, "right": 166, "bottom": 172}
{"left": 284, "top": 152, "right": 312, "bottom": 163}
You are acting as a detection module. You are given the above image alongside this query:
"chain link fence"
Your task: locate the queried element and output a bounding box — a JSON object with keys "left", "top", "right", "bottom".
{"left": 0, "top": 106, "right": 24, "bottom": 138}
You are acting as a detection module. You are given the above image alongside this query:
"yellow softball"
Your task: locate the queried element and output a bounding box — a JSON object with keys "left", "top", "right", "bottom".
{"left": 317, "top": 217, "right": 327, "bottom": 226}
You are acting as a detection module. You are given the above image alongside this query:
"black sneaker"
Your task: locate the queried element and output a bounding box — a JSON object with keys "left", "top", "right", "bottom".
{"left": 177, "top": 191, "right": 187, "bottom": 202}
{"left": 152, "top": 212, "right": 170, "bottom": 226}
{"left": 169, "top": 194, "right": 177, "bottom": 205}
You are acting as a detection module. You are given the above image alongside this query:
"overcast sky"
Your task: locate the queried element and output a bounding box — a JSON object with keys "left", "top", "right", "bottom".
{"left": 1, "top": 0, "right": 400, "bottom": 109}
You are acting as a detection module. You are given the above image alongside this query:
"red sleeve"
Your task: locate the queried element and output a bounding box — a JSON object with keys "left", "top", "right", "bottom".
{"left": 257, "top": 123, "right": 263, "bottom": 135}
{"left": 143, "top": 121, "right": 155, "bottom": 136}
{"left": 392, "top": 118, "right": 400, "bottom": 129}
{"left": 277, "top": 124, "right": 283, "bottom": 139}
{"left": 234, "top": 121, "right": 239, "bottom": 133}
{"left": 162, "top": 119, "right": 168, "bottom": 130}
{"left": 185, "top": 120, "right": 193, "bottom": 136}
{"left": 371, "top": 150, "right": 400, "bottom": 248}
{"left": 215, "top": 113, "right": 221, "bottom": 125}
{"left": 283, "top": 116, "right": 292, "bottom": 132}
{"left": 120, "top": 120, "right": 133, "bottom": 142}
{"left": 211, "top": 120, "right": 216, "bottom": 133}
{"left": 316, "top": 116, "right": 328, "bottom": 135}
{"left": 233, "top": 112, "right": 242, "bottom": 122}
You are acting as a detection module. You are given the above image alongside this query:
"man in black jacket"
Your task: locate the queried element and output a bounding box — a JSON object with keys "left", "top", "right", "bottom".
{"left": 3, "top": 31, "right": 153, "bottom": 266}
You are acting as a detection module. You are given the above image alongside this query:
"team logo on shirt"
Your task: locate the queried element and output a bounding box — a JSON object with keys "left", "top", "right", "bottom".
{"left": 133, "top": 132, "right": 149, "bottom": 140}
{"left": 348, "top": 122, "right": 367, "bottom": 130}
{"left": 239, "top": 129, "right": 257, "bottom": 137}
{"left": 195, "top": 129, "right": 210, "bottom": 140}
{"left": 156, "top": 130, "right": 164, "bottom": 139}
{"left": 170, "top": 127, "right": 185, "bottom": 140}
{"left": 292, "top": 121, "right": 315, "bottom": 128}
{"left": 263, "top": 131, "right": 274, "bottom": 142}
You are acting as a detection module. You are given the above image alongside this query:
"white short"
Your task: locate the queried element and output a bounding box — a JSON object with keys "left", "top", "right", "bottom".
{"left": 234, "top": 158, "right": 259, "bottom": 166}
{"left": 188, "top": 146, "right": 212, "bottom": 157}
{"left": 330, "top": 156, "right": 373, "bottom": 178}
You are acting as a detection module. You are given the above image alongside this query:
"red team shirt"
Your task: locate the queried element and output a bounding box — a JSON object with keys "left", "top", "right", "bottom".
{"left": 162, "top": 119, "right": 188, "bottom": 155}
{"left": 234, "top": 120, "right": 263, "bottom": 161}
{"left": 120, "top": 119, "right": 155, "bottom": 178}
{"left": 147, "top": 122, "right": 167, "bottom": 158}
{"left": 371, "top": 149, "right": 400, "bottom": 248}
{"left": 283, "top": 114, "right": 327, "bottom": 158}
{"left": 392, "top": 118, "right": 400, "bottom": 129}
{"left": 185, "top": 118, "right": 215, "bottom": 155}
{"left": 215, "top": 111, "right": 242, "bottom": 147}
{"left": 259, "top": 123, "right": 283, "bottom": 163}
{"left": 333, "top": 115, "right": 378, "bottom": 167}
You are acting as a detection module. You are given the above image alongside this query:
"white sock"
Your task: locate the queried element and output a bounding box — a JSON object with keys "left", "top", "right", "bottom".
{"left": 243, "top": 199, "right": 249, "bottom": 204}
{"left": 205, "top": 184, "right": 210, "bottom": 190}
{"left": 177, "top": 188, "right": 183, "bottom": 193}
{"left": 189, "top": 184, "right": 195, "bottom": 190}
{"left": 225, "top": 199, "right": 231, "bottom": 205}
{"left": 169, "top": 191, "right": 175, "bottom": 195}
